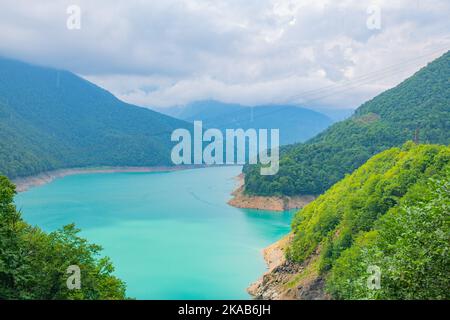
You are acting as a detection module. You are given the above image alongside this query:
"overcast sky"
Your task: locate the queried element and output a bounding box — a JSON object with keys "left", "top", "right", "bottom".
{"left": 0, "top": 0, "right": 449, "bottom": 109}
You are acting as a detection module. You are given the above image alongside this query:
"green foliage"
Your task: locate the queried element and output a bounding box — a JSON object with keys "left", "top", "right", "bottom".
{"left": 0, "top": 57, "right": 191, "bottom": 179}
{"left": 244, "top": 51, "right": 450, "bottom": 196}
{"left": 0, "top": 176, "right": 127, "bottom": 299}
{"left": 327, "top": 175, "right": 450, "bottom": 299}
{"left": 285, "top": 144, "right": 450, "bottom": 299}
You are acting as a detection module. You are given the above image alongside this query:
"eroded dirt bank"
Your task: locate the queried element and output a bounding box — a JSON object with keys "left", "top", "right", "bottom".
{"left": 13, "top": 166, "right": 196, "bottom": 192}
{"left": 228, "top": 174, "right": 315, "bottom": 211}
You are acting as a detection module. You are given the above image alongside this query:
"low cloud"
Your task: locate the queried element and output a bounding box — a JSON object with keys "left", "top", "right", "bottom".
{"left": 0, "top": 0, "right": 449, "bottom": 109}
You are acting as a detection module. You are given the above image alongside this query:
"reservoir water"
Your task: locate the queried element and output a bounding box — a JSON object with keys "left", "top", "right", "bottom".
{"left": 15, "top": 166, "right": 293, "bottom": 299}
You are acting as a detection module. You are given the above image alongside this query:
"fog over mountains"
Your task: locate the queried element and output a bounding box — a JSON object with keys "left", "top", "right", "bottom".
{"left": 155, "top": 101, "right": 335, "bottom": 145}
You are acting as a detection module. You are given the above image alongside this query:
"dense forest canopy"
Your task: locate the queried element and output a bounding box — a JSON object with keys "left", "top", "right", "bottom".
{"left": 286, "top": 143, "right": 449, "bottom": 299}
{"left": 243, "top": 51, "right": 450, "bottom": 196}
{"left": 0, "top": 57, "right": 191, "bottom": 179}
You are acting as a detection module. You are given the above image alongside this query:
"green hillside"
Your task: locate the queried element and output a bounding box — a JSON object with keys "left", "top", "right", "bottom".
{"left": 285, "top": 143, "right": 449, "bottom": 299}
{"left": 244, "top": 51, "right": 450, "bottom": 196}
{"left": 0, "top": 57, "right": 190, "bottom": 179}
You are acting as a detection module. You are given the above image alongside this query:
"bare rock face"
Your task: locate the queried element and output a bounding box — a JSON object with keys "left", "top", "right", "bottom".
{"left": 248, "top": 260, "right": 331, "bottom": 300}
{"left": 296, "top": 277, "right": 329, "bottom": 300}
{"left": 228, "top": 174, "right": 315, "bottom": 211}
{"left": 248, "top": 261, "right": 304, "bottom": 300}
{"left": 248, "top": 236, "right": 331, "bottom": 300}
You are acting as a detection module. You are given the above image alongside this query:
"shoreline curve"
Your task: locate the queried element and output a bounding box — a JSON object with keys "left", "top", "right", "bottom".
{"left": 12, "top": 165, "right": 202, "bottom": 192}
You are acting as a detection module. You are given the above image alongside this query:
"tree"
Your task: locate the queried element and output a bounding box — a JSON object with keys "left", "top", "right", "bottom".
{"left": 0, "top": 175, "right": 128, "bottom": 299}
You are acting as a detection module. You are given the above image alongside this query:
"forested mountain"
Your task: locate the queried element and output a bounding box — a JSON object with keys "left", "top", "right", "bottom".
{"left": 244, "top": 51, "right": 450, "bottom": 196}
{"left": 0, "top": 57, "right": 191, "bottom": 179}
{"left": 155, "top": 100, "right": 333, "bottom": 145}
{"left": 0, "top": 176, "right": 127, "bottom": 299}
{"left": 257, "top": 143, "right": 449, "bottom": 300}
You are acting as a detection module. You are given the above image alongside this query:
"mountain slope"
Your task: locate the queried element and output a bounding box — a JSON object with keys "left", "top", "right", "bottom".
{"left": 0, "top": 57, "right": 190, "bottom": 179}
{"left": 156, "top": 100, "right": 333, "bottom": 145}
{"left": 244, "top": 51, "right": 450, "bottom": 196}
{"left": 252, "top": 143, "right": 449, "bottom": 300}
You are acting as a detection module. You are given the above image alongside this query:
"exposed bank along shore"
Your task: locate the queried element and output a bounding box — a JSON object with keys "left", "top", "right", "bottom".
{"left": 228, "top": 174, "right": 315, "bottom": 212}
{"left": 228, "top": 174, "right": 326, "bottom": 299}
{"left": 12, "top": 166, "right": 200, "bottom": 192}
{"left": 247, "top": 234, "right": 330, "bottom": 300}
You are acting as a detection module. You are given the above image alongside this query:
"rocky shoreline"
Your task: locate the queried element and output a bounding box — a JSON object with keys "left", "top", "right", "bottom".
{"left": 12, "top": 166, "right": 199, "bottom": 192}
{"left": 228, "top": 174, "right": 315, "bottom": 212}
{"left": 229, "top": 173, "right": 327, "bottom": 300}
{"left": 247, "top": 235, "right": 330, "bottom": 300}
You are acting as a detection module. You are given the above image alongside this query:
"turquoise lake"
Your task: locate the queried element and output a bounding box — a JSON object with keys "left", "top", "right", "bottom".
{"left": 15, "top": 166, "right": 294, "bottom": 299}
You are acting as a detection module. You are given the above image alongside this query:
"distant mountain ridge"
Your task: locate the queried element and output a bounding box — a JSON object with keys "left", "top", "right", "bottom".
{"left": 155, "top": 101, "right": 333, "bottom": 145}
{"left": 243, "top": 50, "right": 450, "bottom": 196}
{"left": 0, "top": 57, "right": 191, "bottom": 179}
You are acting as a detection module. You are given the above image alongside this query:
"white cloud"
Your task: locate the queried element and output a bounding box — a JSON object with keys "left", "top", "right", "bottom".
{"left": 0, "top": 0, "right": 449, "bottom": 109}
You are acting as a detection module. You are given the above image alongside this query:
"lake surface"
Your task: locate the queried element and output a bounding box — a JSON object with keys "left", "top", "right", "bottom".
{"left": 15, "top": 166, "right": 294, "bottom": 299}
